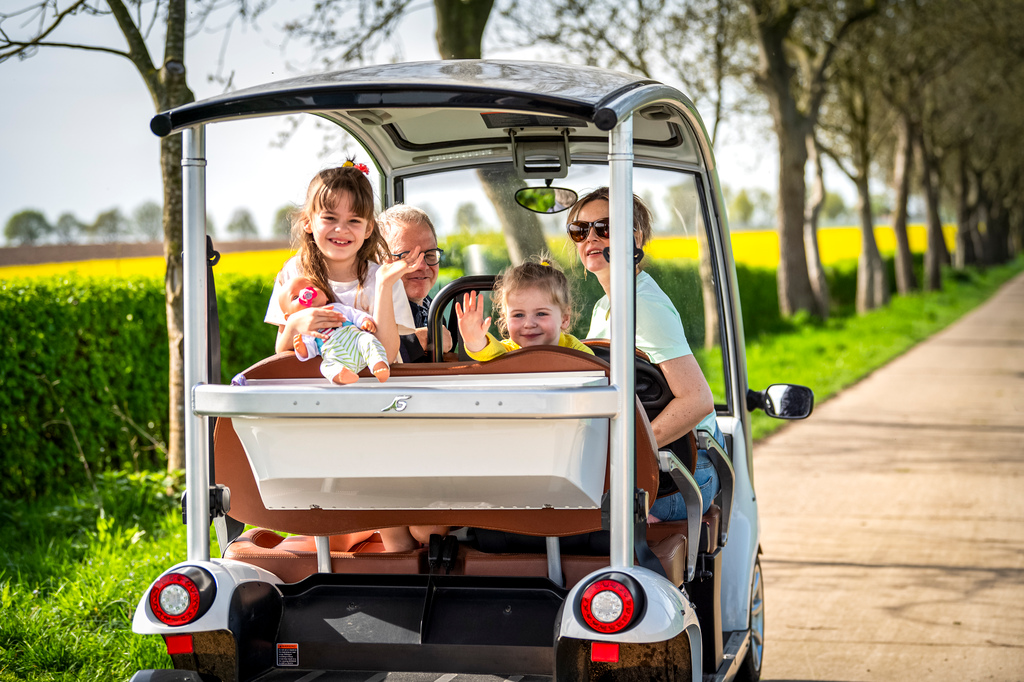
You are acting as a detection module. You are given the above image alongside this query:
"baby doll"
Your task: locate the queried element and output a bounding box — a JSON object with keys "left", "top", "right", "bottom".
{"left": 278, "top": 276, "right": 390, "bottom": 384}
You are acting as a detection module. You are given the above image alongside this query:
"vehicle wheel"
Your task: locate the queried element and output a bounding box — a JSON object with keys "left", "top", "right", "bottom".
{"left": 736, "top": 558, "right": 763, "bottom": 682}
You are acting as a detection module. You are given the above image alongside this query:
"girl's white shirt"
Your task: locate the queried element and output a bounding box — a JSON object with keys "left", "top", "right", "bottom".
{"left": 264, "top": 257, "right": 416, "bottom": 335}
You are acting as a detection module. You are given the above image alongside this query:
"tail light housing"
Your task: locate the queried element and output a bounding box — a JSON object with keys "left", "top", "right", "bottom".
{"left": 149, "top": 566, "right": 216, "bottom": 626}
{"left": 577, "top": 572, "right": 645, "bottom": 634}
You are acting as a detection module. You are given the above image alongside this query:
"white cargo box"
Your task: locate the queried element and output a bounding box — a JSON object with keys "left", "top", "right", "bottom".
{"left": 193, "top": 370, "right": 616, "bottom": 510}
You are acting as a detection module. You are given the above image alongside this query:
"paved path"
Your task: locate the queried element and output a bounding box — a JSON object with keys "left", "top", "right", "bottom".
{"left": 756, "top": 272, "right": 1024, "bottom": 681}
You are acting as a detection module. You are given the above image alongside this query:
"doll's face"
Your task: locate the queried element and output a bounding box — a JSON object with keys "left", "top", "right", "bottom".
{"left": 280, "top": 276, "right": 328, "bottom": 316}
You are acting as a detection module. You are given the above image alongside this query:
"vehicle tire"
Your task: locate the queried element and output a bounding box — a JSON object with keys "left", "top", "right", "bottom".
{"left": 736, "top": 558, "right": 763, "bottom": 682}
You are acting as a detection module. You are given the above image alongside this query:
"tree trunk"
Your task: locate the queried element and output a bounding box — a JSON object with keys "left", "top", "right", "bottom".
{"left": 1010, "top": 205, "right": 1024, "bottom": 258}
{"left": 915, "top": 129, "right": 945, "bottom": 291}
{"left": 776, "top": 122, "right": 817, "bottom": 316}
{"left": 855, "top": 175, "right": 889, "bottom": 313}
{"left": 972, "top": 175, "right": 991, "bottom": 266}
{"left": 162, "top": 133, "right": 186, "bottom": 471}
{"left": 987, "top": 195, "right": 1011, "bottom": 264}
{"left": 890, "top": 113, "right": 917, "bottom": 292}
{"left": 156, "top": 0, "right": 194, "bottom": 471}
{"left": 477, "top": 167, "right": 549, "bottom": 264}
{"left": 697, "top": 201, "right": 720, "bottom": 349}
{"left": 433, "top": 0, "right": 544, "bottom": 264}
{"left": 434, "top": 0, "right": 494, "bottom": 59}
{"left": 953, "top": 147, "right": 976, "bottom": 269}
{"left": 803, "top": 133, "right": 830, "bottom": 318}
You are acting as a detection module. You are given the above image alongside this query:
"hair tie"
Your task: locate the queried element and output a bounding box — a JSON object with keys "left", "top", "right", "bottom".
{"left": 342, "top": 159, "right": 370, "bottom": 175}
{"left": 540, "top": 259, "right": 552, "bottom": 267}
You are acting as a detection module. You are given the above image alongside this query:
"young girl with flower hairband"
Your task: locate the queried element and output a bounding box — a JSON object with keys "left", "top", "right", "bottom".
{"left": 264, "top": 162, "right": 446, "bottom": 552}
{"left": 456, "top": 255, "right": 594, "bottom": 361}
{"left": 265, "top": 162, "right": 420, "bottom": 363}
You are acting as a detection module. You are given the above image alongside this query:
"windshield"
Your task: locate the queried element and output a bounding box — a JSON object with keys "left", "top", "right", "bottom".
{"left": 397, "top": 162, "right": 730, "bottom": 413}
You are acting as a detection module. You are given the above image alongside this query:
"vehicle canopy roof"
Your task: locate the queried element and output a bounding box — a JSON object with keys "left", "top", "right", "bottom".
{"left": 152, "top": 60, "right": 712, "bottom": 176}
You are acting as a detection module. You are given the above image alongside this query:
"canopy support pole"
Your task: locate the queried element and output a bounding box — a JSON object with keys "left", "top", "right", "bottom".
{"left": 608, "top": 116, "right": 636, "bottom": 569}
{"left": 183, "top": 125, "right": 211, "bottom": 563}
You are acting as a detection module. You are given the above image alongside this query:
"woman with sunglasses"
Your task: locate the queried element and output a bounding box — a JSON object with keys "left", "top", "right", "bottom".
{"left": 567, "top": 187, "right": 722, "bottom": 522}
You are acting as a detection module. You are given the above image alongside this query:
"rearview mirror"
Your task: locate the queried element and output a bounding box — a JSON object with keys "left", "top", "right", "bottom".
{"left": 515, "top": 187, "right": 578, "bottom": 214}
{"left": 746, "top": 384, "right": 814, "bottom": 419}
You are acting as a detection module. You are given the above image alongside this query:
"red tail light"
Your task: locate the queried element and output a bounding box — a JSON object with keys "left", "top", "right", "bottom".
{"left": 163, "top": 634, "right": 194, "bottom": 655}
{"left": 578, "top": 573, "right": 643, "bottom": 634}
{"left": 149, "top": 566, "right": 216, "bottom": 626}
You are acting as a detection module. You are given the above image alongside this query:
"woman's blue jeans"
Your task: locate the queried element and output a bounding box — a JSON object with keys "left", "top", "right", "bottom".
{"left": 648, "top": 422, "right": 724, "bottom": 521}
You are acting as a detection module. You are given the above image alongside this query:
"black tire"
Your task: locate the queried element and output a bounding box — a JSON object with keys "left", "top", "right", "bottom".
{"left": 736, "top": 558, "right": 763, "bottom": 682}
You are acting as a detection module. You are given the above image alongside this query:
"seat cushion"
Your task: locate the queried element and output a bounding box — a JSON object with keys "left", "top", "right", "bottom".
{"left": 223, "top": 528, "right": 425, "bottom": 583}
{"left": 460, "top": 533, "right": 689, "bottom": 588}
{"left": 647, "top": 503, "right": 720, "bottom": 553}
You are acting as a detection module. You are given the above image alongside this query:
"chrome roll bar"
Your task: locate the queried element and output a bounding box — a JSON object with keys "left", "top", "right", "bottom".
{"left": 608, "top": 115, "right": 635, "bottom": 569}
{"left": 183, "top": 126, "right": 211, "bottom": 562}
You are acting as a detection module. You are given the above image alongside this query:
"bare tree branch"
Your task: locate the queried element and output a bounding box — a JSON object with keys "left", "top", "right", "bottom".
{"left": 0, "top": 0, "right": 99, "bottom": 63}
{"left": 1, "top": 39, "right": 128, "bottom": 59}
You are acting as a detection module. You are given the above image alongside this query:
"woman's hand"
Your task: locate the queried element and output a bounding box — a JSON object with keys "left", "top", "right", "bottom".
{"left": 455, "top": 291, "right": 491, "bottom": 353}
{"left": 276, "top": 307, "right": 345, "bottom": 353}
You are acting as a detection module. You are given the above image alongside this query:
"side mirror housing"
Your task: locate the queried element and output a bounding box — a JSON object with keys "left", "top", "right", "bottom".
{"left": 746, "top": 384, "right": 814, "bottom": 419}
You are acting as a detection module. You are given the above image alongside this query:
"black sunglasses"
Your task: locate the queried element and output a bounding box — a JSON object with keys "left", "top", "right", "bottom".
{"left": 390, "top": 248, "right": 444, "bottom": 266}
{"left": 566, "top": 218, "right": 610, "bottom": 243}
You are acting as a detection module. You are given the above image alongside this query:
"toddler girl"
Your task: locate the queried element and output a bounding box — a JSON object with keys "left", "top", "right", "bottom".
{"left": 456, "top": 256, "right": 594, "bottom": 360}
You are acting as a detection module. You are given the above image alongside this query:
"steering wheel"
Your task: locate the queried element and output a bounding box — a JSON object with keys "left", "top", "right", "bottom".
{"left": 425, "top": 275, "right": 496, "bottom": 362}
{"left": 583, "top": 339, "right": 672, "bottom": 424}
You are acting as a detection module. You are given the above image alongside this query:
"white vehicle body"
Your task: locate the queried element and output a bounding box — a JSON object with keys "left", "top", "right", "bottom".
{"left": 130, "top": 60, "right": 812, "bottom": 682}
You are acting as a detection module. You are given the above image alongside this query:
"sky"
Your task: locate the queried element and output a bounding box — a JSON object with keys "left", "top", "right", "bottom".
{"left": 0, "top": 2, "right": 789, "bottom": 241}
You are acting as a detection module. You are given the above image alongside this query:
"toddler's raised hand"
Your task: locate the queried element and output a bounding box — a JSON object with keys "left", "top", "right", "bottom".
{"left": 455, "top": 291, "right": 490, "bottom": 353}
{"left": 360, "top": 317, "right": 377, "bottom": 333}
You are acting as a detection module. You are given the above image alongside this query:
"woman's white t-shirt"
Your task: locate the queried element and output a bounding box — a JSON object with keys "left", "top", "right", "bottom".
{"left": 587, "top": 270, "right": 717, "bottom": 433}
{"left": 264, "top": 257, "right": 416, "bottom": 336}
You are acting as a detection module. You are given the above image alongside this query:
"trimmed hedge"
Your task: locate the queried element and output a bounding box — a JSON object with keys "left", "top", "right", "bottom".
{"left": 0, "top": 274, "right": 275, "bottom": 500}
{"left": 0, "top": 254, "right": 891, "bottom": 500}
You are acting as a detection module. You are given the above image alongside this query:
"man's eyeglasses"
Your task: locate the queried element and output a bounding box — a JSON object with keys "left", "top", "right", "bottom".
{"left": 566, "top": 219, "right": 610, "bottom": 243}
{"left": 391, "top": 248, "right": 444, "bottom": 266}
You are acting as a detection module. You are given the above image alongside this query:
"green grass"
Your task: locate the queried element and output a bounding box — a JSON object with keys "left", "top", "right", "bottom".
{"left": 0, "top": 470, "right": 185, "bottom": 681}
{"left": 741, "top": 258, "right": 1024, "bottom": 439}
{"left": 1, "top": 257, "right": 1020, "bottom": 681}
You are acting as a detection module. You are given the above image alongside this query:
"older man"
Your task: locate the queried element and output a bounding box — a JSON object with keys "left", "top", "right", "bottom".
{"left": 379, "top": 205, "right": 454, "bottom": 362}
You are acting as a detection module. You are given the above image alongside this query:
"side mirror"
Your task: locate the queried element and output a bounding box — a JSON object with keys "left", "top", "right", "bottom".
{"left": 514, "top": 187, "right": 578, "bottom": 214}
{"left": 746, "top": 384, "right": 814, "bottom": 420}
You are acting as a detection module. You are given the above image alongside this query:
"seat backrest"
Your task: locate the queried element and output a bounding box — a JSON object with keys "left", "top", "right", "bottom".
{"left": 214, "top": 347, "right": 660, "bottom": 537}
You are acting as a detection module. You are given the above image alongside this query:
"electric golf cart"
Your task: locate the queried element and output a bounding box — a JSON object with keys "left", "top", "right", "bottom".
{"left": 130, "top": 60, "right": 813, "bottom": 682}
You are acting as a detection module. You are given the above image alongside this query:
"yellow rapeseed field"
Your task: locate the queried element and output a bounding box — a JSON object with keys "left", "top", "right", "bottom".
{"left": 646, "top": 224, "right": 958, "bottom": 267}
{"left": 0, "top": 225, "right": 957, "bottom": 279}
{"left": 0, "top": 249, "right": 295, "bottom": 280}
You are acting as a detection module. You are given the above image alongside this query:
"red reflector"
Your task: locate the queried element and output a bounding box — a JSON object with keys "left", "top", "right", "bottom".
{"left": 591, "top": 641, "right": 619, "bottom": 662}
{"left": 164, "top": 634, "right": 194, "bottom": 655}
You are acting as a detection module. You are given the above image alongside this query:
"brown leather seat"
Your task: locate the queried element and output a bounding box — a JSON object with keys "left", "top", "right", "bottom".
{"left": 225, "top": 528, "right": 423, "bottom": 583}
{"left": 218, "top": 347, "right": 697, "bottom": 584}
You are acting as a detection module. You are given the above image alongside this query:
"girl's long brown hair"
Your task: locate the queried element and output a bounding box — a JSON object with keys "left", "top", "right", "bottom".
{"left": 288, "top": 166, "right": 387, "bottom": 306}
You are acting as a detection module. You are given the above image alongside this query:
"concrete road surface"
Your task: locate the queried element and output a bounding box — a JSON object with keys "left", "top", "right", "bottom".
{"left": 755, "top": 272, "right": 1024, "bottom": 681}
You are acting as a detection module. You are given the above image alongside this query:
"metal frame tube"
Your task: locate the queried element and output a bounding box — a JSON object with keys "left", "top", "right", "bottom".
{"left": 183, "top": 126, "right": 211, "bottom": 562}
{"left": 315, "top": 536, "right": 333, "bottom": 573}
{"left": 608, "top": 116, "right": 635, "bottom": 568}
